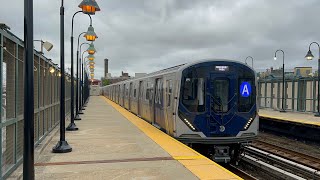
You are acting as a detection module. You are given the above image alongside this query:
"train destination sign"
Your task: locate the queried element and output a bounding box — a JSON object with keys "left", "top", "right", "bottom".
{"left": 240, "top": 82, "right": 251, "bottom": 97}
{"left": 215, "top": 66, "right": 229, "bottom": 71}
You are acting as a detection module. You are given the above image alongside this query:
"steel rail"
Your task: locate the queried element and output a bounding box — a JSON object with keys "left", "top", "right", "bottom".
{"left": 243, "top": 146, "right": 320, "bottom": 179}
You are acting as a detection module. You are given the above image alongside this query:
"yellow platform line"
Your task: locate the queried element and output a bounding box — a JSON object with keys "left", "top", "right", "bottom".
{"left": 103, "top": 97, "right": 241, "bottom": 180}
{"left": 259, "top": 113, "right": 320, "bottom": 127}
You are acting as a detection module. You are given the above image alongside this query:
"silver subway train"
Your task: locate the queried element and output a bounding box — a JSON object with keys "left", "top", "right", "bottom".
{"left": 102, "top": 59, "right": 259, "bottom": 162}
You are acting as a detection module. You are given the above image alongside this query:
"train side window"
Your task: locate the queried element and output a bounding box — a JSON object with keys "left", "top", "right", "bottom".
{"left": 134, "top": 89, "right": 136, "bottom": 98}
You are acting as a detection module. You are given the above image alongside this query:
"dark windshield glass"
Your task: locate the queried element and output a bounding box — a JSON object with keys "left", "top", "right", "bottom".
{"left": 212, "top": 79, "right": 229, "bottom": 112}
{"left": 181, "top": 67, "right": 205, "bottom": 112}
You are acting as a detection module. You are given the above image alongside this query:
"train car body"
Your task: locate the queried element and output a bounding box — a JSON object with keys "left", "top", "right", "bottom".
{"left": 102, "top": 59, "right": 258, "bottom": 162}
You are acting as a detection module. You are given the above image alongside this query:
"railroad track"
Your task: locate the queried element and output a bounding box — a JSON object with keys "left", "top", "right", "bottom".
{"left": 252, "top": 140, "right": 320, "bottom": 170}
{"left": 242, "top": 145, "right": 320, "bottom": 179}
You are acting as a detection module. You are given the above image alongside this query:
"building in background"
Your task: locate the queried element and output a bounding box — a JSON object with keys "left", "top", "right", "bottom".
{"left": 104, "top": 58, "right": 109, "bottom": 78}
{"left": 294, "top": 67, "right": 312, "bottom": 77}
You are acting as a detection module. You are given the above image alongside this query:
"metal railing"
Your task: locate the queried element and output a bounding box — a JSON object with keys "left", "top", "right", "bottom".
{"left": 258, "top": 77, "right": 319, "bottom": 112}
{"left": 0, "top": 28, "right": 76, "bottom": 179}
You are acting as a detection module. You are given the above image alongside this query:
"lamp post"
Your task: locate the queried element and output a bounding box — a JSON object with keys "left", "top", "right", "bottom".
{"left": 53, "top": 0, "right": 100, "bottom": 153}
{"left": 274, "top": 49, "right": 286, "bottom": 113}
{"left": 52, "top": 0, "right": 72, "bottom": 153}
{"left": 305, "top": 42, "right": 320, "bottom": 116}
{"left": 82, "top": 55, "right": 95, "bottom": 108}
{"left": 245, "top": 56, "right": 254, "bottom": 68}
{"left": 75, "top": 32, "right": 86, "bottom": 120}
{"left": 66, "top": 12, "right": 92, "bottom": 131}
{"left": 79, "top": 43, "right": 90, "bottom": 113}
{"left": 23, "top": 0, "right": 35, "bottom": 178}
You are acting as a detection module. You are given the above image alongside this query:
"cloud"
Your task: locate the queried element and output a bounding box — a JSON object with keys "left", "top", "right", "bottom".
{"left": 1, "top": 0, "right": 319, "bottom": 78}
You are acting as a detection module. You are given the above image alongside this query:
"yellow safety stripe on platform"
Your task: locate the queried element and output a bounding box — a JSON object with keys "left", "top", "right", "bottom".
{"left": 259, "top": 113, "right": 320, "bottom": 127}
{"left": 103, "top": 97, "right": 241, "bottom": 180}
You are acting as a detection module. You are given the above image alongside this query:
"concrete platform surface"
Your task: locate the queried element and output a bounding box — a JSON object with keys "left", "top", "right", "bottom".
{"left": 34, "top": 96, "right": 198, "bottom": 180}
{"left": 259, "top": 108, "right": 320, "bottom": 127}
{"left": 32, "top": 96, "right": 240, "bottom": 180}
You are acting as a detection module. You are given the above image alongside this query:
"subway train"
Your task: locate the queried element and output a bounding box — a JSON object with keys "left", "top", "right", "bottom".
{"left": 102, "top": 59, "right": 258, "bottom": 163}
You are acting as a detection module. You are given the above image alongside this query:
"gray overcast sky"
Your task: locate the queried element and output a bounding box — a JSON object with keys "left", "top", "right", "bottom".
{"left": 0, "top": 0, "right": 319, "bottom": 78}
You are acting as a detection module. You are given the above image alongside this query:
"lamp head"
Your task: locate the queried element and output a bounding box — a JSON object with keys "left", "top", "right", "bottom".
{"left": 86, "top": 42, "right": 96, "bottom": 54}
{"left": 87, "top": 54, "right": 95, "bottom": 61}
{"left": 89, "top": 65, "right": 94, "bottom": 69}
{"left": 49, "top": 67, "right": 55, "bottom": 74}
{"left": 89, "top": 62, "right": 95, "bottom": 65}
{"left": 43, "top": 41, "right": 53, "bottom": 52}
{"left": 274, "top": 56, "right": 277, "bottom": 61}
{"left": 305, "top": 50, "right": 314, "bottom": 61}
{"left": 84, "top": 25, "right": 97, "bottom": 41}
{"left": 78, "top": 0, "right": 101, "bottom": 15}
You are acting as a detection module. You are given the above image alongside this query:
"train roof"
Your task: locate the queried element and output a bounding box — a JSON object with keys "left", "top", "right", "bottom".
{"left": 107, "top": 59, "right": 254, "bottom": 86}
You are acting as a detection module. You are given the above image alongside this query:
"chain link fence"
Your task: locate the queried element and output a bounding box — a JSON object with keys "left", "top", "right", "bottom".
{"left": 0, "top": 28, "right": 75, "bottom": 179}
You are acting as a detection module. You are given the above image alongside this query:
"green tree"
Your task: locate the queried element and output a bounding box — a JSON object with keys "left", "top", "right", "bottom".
{"left": 102, "top": 79, "right": 110, "bottom": 86}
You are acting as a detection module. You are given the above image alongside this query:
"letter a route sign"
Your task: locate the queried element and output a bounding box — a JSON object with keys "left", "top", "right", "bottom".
{"left": 240, "top": 82, "right": 251, "bottom": 97}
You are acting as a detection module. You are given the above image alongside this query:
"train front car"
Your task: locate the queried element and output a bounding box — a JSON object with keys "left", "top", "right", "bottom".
{"left": 176, "top": 60, "right": 258, "bottom": 163}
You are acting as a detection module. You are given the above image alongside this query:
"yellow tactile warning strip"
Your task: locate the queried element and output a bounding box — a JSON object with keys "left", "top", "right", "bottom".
{"left": 103, "top": 97, "right": 241, "bottom": 180}
{"left": 259, "top": 113, "right": 320, "bottom": 127}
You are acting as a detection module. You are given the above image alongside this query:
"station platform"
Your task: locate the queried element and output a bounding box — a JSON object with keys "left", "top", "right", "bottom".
{"left": 259, "top": 108, "right": 320, "bottom": 127}
{"left": 24, "top": 96, "right": 239, "bottom": 180}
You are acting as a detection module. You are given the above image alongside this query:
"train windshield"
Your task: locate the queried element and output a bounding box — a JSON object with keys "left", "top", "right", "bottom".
{"left": 212, "top": 79, "right": 229, "bottom": 112}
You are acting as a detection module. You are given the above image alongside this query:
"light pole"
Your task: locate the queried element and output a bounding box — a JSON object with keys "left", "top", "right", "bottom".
{"left": 305, "top": 42, "right": 320, "bottom": 116}
{"left": 23, "top": 0, "right": 34, "bottom": 177}
{"left": 78, "top": 43, "right": 90, "bottom": 113}
{"left": 66, "top": 11, "right": 92, "bottom": 131}
{"left": 245, "top": 56, "right": 254, "bottom": 68}
{"left": 83, "top": 43, "right": 96, "bottom": 107}
{"left": 53, "top": 0, "right": 100, "bottom": 153}
{"left": 75, "top": 32, "right": 86, "bottom": 120}
{"left": 274, "top": 49, "right": 286, "bottom": 113}
{"left": 82, "top": 55, "right": 95, "bottom": 108}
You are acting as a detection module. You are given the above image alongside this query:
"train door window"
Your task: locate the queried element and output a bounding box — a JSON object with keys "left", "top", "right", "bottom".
{"left": 238, "top": 79, "right": 255, "bottom": 112}
{"left": 126, "top": 85, "right": 129, "bottom": 97}
{"left": 213, "top": 79, "right": 229, "bottom": 112}
{"left": 146, "top": 82, "right": 149, "bottom": 100}
{"left": 149, "top": 83, "right": 154, "bottom": 101}
{"left": 134, "top": 88, "right": 136, "bottom": 98}
{"left": 166, "top": 80, "right": 172, "bottom": 107}
{"left": 156, "top": 79, "right": 163, "bottom": 105}
{"left": 182, "top": 78, "right": 205, "bottom": 112}
{"left": 155, "top": 81, "right": 159, "bottom": 104}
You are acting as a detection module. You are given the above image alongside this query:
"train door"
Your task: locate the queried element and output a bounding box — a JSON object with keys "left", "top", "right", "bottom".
{"left": 138, "top": 81, "right": 143, "bottom": 116}
{"left": 207, "top": 73, "right": 236, "bottom": 136}
{"left": 129, "top": 82, "right": 133, "bottom": 110}
{"left": 154, "top": 78, "right": 165, "bottom": 129}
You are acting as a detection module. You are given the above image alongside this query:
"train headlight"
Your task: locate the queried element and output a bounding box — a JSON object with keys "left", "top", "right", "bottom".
{"left": 243, "top": 113, "right": 256, "bottom": 130}
{"left": 178, "top": 111, "right": 197, "bottom": 131}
